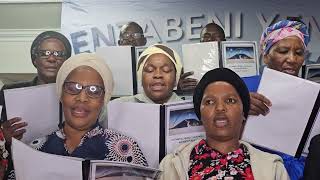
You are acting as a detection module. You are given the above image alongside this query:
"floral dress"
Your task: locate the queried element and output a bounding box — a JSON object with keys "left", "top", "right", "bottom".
{"left": 188, "top": 139, "right": 254, "bottom": 180}
{"left": 0, "top": 130, "right": 8, "bottom": 179}
{"left": 29, "top": 122, "right": 148, "bottom": 166}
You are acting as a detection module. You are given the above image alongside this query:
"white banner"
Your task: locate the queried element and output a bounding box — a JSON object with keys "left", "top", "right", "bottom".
{"left": 61, "top": 0, "right": 320, "bottom": 64}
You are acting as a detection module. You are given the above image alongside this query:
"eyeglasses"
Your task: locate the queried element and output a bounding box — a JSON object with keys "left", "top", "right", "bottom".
{"left": 63, "top": 81, "right": 105, "bottom": 99}
{"left": 37, "top": 50, "right": 66, "bottom": 59}
{"left": 201, "top": 32, "right": 225, "bottom": 42}
{"left": 121, "top": 33, "right": 144, "bottom": 40}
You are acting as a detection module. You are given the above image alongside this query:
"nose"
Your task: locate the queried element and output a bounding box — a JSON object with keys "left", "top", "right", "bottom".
{"left": 286, "top": 51, "right": 298, "bottom": 64}
{"left": 75, "top": 89, "right": 89, "bottom": 102}
{"left": 215, "top": 99, "right": 226, "bottom": 113}
{"left": 153, "top": 68, "right": 163, "bottom": 79}
{"left": 47, "top": 54, "right": 57, "bottom": 63}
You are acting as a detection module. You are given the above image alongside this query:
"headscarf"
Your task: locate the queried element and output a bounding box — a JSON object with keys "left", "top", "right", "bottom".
{"left": 30, "top": 31, "right": 72, "bottom": 65}
{"left": 137, "top": 44, "right": 183, "bottom": 86}
{"left": 260, "top": 20, "right": 310, "bottom": 55}
{"left": 56, "top": 53, "right": 114, "bottom": 103}
{"left": 193, "top": 68, "right": 250, "bottom": 120}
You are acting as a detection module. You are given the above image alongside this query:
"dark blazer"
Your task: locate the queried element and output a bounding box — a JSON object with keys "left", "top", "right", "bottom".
{"left": 304, "top": 134, "right": 320, "bottom": 180}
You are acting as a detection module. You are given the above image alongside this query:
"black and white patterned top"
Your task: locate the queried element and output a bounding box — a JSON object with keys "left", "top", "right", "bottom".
{"left": 29, "top": 122, "right": 148, "bottom": 166}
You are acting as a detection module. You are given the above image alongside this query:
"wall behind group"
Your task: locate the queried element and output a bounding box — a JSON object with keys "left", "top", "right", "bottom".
{"left": 1, "top": 0, "right": 320, "bottom": 76}
{"left": 0, "top": 0, "right": 61, "bottom": 80}
{"left": 62, "top": 0, "right": 320, "bottom": 65}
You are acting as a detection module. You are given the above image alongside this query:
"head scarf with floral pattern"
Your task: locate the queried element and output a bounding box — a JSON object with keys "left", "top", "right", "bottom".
{"left": 260, "top": 20, "right": 310, "bottom": 55}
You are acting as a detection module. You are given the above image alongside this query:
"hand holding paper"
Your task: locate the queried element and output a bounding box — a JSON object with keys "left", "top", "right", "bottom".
{"left": 249, "top": 92, "right": 272, "bottom": 116}
{"left": 1, "top": 117, "right": 27, "bottom": 144}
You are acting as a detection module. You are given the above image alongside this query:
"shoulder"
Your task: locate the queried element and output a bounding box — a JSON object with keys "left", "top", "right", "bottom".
{"left": 112, "top": 95, "right": 137, "bottom": 103}
{"left": 242, "top": 141, "right": 283, "bottom": 162}
{"left": 29, "top": 136, "right": 49, "bottom": 151}
{"left": 167, "top": 92, "right": 183, "bottom": 102}
{"left": 160, "top": 140, "right": 200, "bottom": 167}
{"left": 29, "top": 130, "right": 60, "bottom": 151}
{"left": 310, "top": 134, "right": 320, "bottom": 148}
{"left": 104, "top": 129, "right": 138, "bottom": 145}
{"left": 3, "top": 81, "right": 34, "bottom": 90}
{"left": 241, "top": 141, "right": 289, "bottom": 179}
{"left": 104, "top": 129, "right": 148, "bottom": 166}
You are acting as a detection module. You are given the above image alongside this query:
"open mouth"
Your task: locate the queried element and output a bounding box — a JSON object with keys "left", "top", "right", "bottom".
{"left": 150, "top": 82, "right": 165, "bottom": 91}
{"left": 213, "top": 115, "right": 229, "bottom": 128}
{"left": 282, "top": 68, "right": 296, "bottom": 75}
{"left": 71, "top": 105, "right": 90, "bottom": 118}
{"left": 45, "top": 67, "right": 57, "bottom": 72}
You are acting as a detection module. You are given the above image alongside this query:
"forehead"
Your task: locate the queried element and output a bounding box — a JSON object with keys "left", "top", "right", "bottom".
{"left": 144, "top": 53, "right": 174, "bottom": 67}
{"left": 202, "top": 25, "right": 223, "bottom": 35}
{"left": 122, "top": 24, "right": 142, "bottom": 34}
{"left": 66, "top": 66, "right": 104, "bottom": 85}
{"left": 270, "top": 36, "right": 304, "bottom": 50}
{"left": 39, "top": 38, "right": 65, "bottom": 50}
{"left": 203, "top": 81, "right": 239, "bottom": 96}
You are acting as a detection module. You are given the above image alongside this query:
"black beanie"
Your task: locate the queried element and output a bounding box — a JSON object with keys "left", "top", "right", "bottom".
{"left": 30, "top": 31, "right": 72, "bottom": 66}
{"left": 193, "top": 68, "right": 250, "bottom": 120}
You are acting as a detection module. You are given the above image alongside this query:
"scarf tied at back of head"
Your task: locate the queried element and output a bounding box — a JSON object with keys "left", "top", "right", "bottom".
{"left": 260, "top": 20, "right": 310, "bottom": 55}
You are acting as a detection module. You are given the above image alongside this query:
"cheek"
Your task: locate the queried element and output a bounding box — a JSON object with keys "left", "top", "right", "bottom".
{"left": 266, "top": 54, "right": 285, "bottom": 69}
{"left": 200, "top": 106, "right": 213, "bottom": 121}
{"left": 91, "top": 98, "right": 104, "bottom": 111}
{"left": 142, "top": 73, "right": 151, "bottom": 86}
{"left": 164, "top": 73, "right": 176, "bottom": 86}
{"left": 229, "top": 107, "right": 244, "bottom": 124}
{"left": 61, "top": 94, "right": 74, "bottom": 109}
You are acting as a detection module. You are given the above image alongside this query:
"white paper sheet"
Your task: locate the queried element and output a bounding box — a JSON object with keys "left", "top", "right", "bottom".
{"left": 107, "top": 101, "right": 161, "bottom": 168}
{"left": 242, "top": 68, "right": 320, "bottom": 156}
{"left": 303, "top": 111, "right": 320, "bottom": 155}
{"left": 12, "top": 138, "right": 83, "bottom": 180}
{"left": 182, "top": 42, "right": 220, "bottom": 80}
{"left": 4, "top": 84, "right": 59, "bottom": 143}
{"left": 96, "top": 46, "right": 135, "bottom": 96}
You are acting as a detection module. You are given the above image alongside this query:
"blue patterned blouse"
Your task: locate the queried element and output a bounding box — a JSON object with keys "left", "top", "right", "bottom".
{"left": 29, "top": 123, "right": 148, "bottom": 166}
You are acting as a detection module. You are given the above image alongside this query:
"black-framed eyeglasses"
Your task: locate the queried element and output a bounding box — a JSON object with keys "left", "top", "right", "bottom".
{"left": 37, "top": 50, "right": 66, "bottom": 59}
{"left": 63, "top": 81, "right": 105, "bottom": 99}
{"left": 121, "top": 33, "right": 144, "bottom": 40}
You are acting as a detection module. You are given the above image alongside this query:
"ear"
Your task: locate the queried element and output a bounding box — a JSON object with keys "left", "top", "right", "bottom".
{"left": 242, "top": 112, "right": 246, "bottom": 123}
{"left": 263, "top": 54, "right": 270, "bottom": 65}
{"left": 142, "top": 37, "right": 147, "bottom": 46}
{"left": 32, "top": 58, "right": 40, "bottom": 69}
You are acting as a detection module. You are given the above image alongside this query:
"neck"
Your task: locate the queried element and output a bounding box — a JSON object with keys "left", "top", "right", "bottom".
{"left": 36, "top": 73, "right": 55, "bottom": 85}
{"left": 36, "top": 76, "right": 46, "bottom": 85}
{"left": 206, "top": 137, "right": 240, "bottom": 154}
{"left": 153, "top": 93, "right": 173, "bottom": 104}
{"left": 63, "top": 123, "right": 90, "bottom": 153}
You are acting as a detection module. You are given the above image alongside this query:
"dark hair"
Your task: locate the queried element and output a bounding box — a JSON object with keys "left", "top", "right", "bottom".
{"left": 200, "top": 22, "right": 226, "bottom": 41}
{"left": 119, "top": 22, "right": 144, "bottom": 37}
{"left": 30, "top": 31, "right": 72, "bottom": 65}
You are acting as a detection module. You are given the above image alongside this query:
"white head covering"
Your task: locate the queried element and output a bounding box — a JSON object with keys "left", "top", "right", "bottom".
{"left": 136, "top": 44, "right": 183, "bottom": 86}
{"left": 56, "top": 53, "right": 114, "bottom": 103}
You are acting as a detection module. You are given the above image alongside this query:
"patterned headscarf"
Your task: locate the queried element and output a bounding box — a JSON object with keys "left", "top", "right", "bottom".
{"left": 137, "top": 44, "right": 183, "bottom": 86}
{"left": 260, "top": 20, "right": 310, "bottom": 55}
